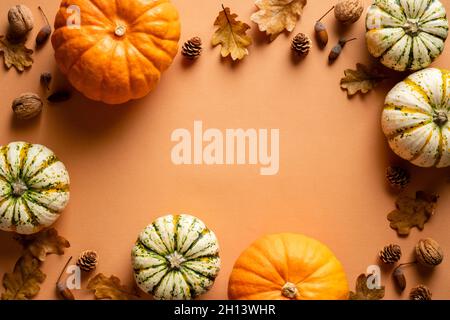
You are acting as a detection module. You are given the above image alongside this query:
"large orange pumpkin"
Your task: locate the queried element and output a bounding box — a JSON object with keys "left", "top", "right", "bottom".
{"left": 52, "top": 0, "right": 180, "bottom": 104}
{"left": 228, "top": 233, "right": 349, "bottom": 300}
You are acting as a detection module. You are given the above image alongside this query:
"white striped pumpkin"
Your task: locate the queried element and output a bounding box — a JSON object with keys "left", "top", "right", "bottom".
{"left": 131, "top": 214, "right": 220, "bottom": 300}
{"left": 382, "top": 68, "right": 450, "bottom": 167}
{"left": 366, "top": 0, "right": 448, "bottom": 71}
{"left": 0, "top": 142, "right": 70, "bottom": 234}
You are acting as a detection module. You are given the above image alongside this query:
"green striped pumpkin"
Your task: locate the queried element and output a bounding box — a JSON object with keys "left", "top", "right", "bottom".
{"left": 131, "top": 214, "right": 220, "bottom": 300}
{"left": 0, "top": 142, "right": 70, "bottom": 234}
{"left": 382, "top": 68, "right": 450, "bottom": 167}
{"left": 366, "top": 0, "right": 448, "bottom": 71}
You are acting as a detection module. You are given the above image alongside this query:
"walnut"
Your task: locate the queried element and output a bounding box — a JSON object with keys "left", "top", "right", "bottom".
{"left": 334, "top": 0, "right": 364, "bottom": 25}
{"left": 415, "top": 238, "right": 444, "bottom": 267}
{"left": 12, "top": 93, "right": 43, "bottom": 120}
{"left": 7, "top": 5, "right": 34, "bottom": 40}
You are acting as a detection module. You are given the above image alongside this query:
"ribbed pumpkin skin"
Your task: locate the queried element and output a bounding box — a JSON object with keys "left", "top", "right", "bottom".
{"left": 131, "top": 214, "right": 220, "bottom": 300}
{"left": 52, "top": 0, "right": 180, "bottom": 104}
{"left": 382, "top": 68, "right": 450, "bottom": 168}
{"left": 0, "top": 142, "right": 70, "bottom": 235}
{"left": 366, "top": 0, "right": 448, "bottom": 71}
{"left": 228, "top": 233, "right": 349, "bottom": 300}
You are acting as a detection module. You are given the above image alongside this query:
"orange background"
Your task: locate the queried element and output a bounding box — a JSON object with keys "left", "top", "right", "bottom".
{"left": 0, "top": 0, "right": 449, "bottom": 300}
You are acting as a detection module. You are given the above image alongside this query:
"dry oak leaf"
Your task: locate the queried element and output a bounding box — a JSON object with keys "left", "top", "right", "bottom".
{"left": 1, "top": 253, "right": 46, "bottom": 300}
{"left": 251, "top": 0, "right": 307, "bottom": 41}
{"left": 87, "top": 273, "right": 138, "bottom": 300}
{"left": 340, "top": 63, "right": 386, "bottom": 96}
{"left": 387, "top": 191, "right": 438, "bottom": 236}
{"left": 0, "top": 36, "right": 33, "bottom": 72}
{"left": 349, "top": 273, "right": 385, "bottom": 300}
{"left": 15, "top": 228, "right": 70, "bottom": 262}
{"left": 212, "top": 6, "right": 252, "bottom": 61}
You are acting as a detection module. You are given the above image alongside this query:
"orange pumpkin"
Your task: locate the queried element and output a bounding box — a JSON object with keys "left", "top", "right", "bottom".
{"left": 228, "top": 233, "right": 349, "bottom": 300}
{"left": 51, "top": 0, "right": 180, "bottom": 104}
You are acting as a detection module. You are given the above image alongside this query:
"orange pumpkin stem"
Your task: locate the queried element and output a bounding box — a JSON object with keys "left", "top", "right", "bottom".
{"left": 281, "top": 282, "right": 298, "bottom": 299}
{"left": 114, "top": 25, "right": 127, "bottom": 37}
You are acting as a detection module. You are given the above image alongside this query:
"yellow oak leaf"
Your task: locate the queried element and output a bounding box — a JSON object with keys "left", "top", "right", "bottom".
{"left": 251, "top": 0, "right": 307, "bottom": 41}
{"left": 87, "top": 273, "right": 138, "bottom": 300}
{"left": 349, "top": 273, "right": 385, "bottom": 300}
{"left": 0, "top": 36, "right": 33, "bottom": 72}
{"left": 340, "top": 63, "right": 386, "bottom": 96}
{"left": 15, "top": 228, "right": 70, "bottom": 262}
{"left": 387, "top": 191, "right": 438, "bottom": 236}
{"left": 1, "top": 253, "right": 46, "bottom": 300}
{"left": 212, "top": 6, "right": 252, "bottom": 61}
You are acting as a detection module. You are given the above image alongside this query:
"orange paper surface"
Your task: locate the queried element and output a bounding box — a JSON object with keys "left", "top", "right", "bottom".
{"left": 0, "top": 0, "right": 449, "bottom": 300}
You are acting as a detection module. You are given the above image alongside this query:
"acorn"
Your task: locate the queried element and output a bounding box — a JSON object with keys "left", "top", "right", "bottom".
{"left": 35, "top": 7, "right": 51, "bottom": 48}
{"left": 328, "top": 37, "right": 357, "bottom": 63}
{"left": 315, "top": 6, "right": 334, "bottom": 48}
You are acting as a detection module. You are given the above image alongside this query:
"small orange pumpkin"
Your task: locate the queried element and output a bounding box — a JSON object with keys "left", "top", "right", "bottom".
{"left": 52, "top": 0, "right": 180, "bottom": 104}
{"left": 228, "top": 233, "right": 349, "bottom": 300}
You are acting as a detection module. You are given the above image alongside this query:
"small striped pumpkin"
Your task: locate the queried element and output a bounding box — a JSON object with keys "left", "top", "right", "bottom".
{"left": 366, "top": 0, "right": 448, "bottom": 71}
{"left": 382, "top": 68, "right": 450, "bottom": 167}
{"left": 131, "top": 214, "right": 220, "bottom": 300}
{"left": 0, "top": 142, "right": 70, "bottom": 234}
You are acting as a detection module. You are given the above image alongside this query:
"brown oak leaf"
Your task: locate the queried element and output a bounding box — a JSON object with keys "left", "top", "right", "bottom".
{"left": 349, "top": 273, "right": 385, "bottom": 300}
{"left": 15, "top": 228, "right": 70, "bottom": 262}
{"left": 87, "top": 273, "right": 138, "bottom": 300}
{"left": 0, "top": 36, "right": 33, "bottom": 72}
{"left": 1, "top": 253, "right": 46, "bottom": 300}
{"left": 340, "top": 63, "right": 386, "bottom": 96}
{"left": 251, "top": 0, "right": 307, "bottom": 41}
{"left": 212, "top": 6, "right": 252, "bottom": 61}
{"left": 387, "top": 191, "right": 438, "bottom": 236}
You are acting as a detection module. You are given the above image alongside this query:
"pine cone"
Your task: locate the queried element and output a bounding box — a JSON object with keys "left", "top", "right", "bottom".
{"left": 76, "top": 250, "right": 98, "bottom": 272}
{"left": 410, "top": 285, "right": 432, "bottom": 300}
{"left": 292, "top": 33, "right": 312, "bottom": 56}
{"left": 386, "top": 166, "right": 410, "bottom": 189}
{"left": 379, "top": 244, "right": 402, "bottom": 264}
{"left": 182, "top": 37, "right": 202, "bottom": 60}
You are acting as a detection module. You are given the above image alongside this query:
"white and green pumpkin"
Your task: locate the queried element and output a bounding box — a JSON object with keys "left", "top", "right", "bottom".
{"left": 0, "top": 142, "right": 70, "bottom": 234}
{"left": 382, "top": 68, "right": 450, "bottom": 167}
{"left": 131, "top": 214, "right": 220, "bottom": 300}
{"left": 366, "top": 0, "right": 448, "bottom": 71}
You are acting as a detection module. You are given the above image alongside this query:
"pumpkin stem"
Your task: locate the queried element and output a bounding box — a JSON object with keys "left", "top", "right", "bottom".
{"left": 166, "top": 251, "right": 186, "bottom": 270}
{"left": 11, "top": 180, "right": 28, "bottom": 197}
{"left": 403, "top": 19, "right": 420, "bottom": 36}
{"left": 433, "top": 111, "right": 448, "bottom": 126}
{"left": 281, "top": 282, "right": 298, "bottom": 299}
{"left": 114, "top": 25, "right": 127, "bottom": 37}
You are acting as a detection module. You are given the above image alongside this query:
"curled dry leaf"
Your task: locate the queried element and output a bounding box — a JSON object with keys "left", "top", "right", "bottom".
{"left": 251, "top": 0, "right": 307, "bottom": 41}
{"left": 340, "top": 63, "right": 386, "bottom": 96}
{"left": 0, "top": 36, "right": 33, "bottom": 72}
{"left": 87, "top": 273, "right": 138, "bottom": 300}
{"left": 387, "top": 191, "right": 438, "bottom": 236}
{"left": 212, "top": 6, "right": 252, "bottom": 61}
{"left": 15, "top": 228, "right": 70, "bottom": 262}
{"left": 349, "top": 273, "right": 385, "bottom": 300}
{"left": 1, "top": 253, "right": 46, "bottom": 300}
